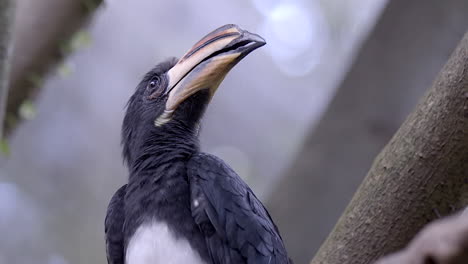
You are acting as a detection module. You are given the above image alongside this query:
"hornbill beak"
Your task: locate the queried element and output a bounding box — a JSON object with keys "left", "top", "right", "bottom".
{"left": 156, "top": 24, "right": 266, "bottom": 126}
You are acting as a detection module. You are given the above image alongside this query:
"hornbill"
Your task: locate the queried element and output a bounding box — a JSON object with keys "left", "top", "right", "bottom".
{"left": 105, "top": 24, "right": 291, "bottom": 264}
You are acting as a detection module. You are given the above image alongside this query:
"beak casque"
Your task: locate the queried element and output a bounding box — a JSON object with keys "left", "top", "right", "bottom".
{"left": 155, "top": 24, "right": 266, "bottom": 126}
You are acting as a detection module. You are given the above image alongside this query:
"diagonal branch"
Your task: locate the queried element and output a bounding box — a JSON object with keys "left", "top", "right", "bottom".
{"left": 311, "top": 31, "right": 468, "bottom": 264}
{"left": 3, "top": 0, "right": 102, "bottom": 137}
{"left": 0, "top": 0, "right": 14, "bottom": 138}
{"left": 267, "top": 1, "right": 468, "bottom": 262}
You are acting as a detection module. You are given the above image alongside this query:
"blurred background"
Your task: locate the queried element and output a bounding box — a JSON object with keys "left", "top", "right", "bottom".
{"left": 1, "top": 0, "right": 468, "bottom": 263}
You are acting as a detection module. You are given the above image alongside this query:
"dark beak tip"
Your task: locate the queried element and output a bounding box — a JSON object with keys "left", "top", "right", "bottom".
{"left": 242, "top": 30, "right": 266, "bottom": 45}
{"left": 250, "top": 35, "right": 267, "bottom": 50}
{"left": 259, "top": 38, "right": 267, "bottom": 46}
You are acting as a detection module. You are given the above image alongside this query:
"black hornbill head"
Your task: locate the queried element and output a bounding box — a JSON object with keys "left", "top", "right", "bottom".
{"left": 122, "top": 24, "right": 266, "bottom": 165}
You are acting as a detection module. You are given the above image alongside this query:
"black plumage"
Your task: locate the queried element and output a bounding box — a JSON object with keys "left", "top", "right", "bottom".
{"left": 188, "top": 153, "right": 289, "bottom": 263}
{"left": 105, "top": 24, "right": 291, "bottom": 264}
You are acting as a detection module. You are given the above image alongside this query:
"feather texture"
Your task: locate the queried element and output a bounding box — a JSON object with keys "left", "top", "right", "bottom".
{"left": 188, "top": 153, "right": 291, "bottom": 264}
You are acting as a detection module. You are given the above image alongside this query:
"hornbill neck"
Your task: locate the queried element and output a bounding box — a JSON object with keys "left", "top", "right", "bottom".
{"left": 129, "top": 120, "right": 199, "bottom": 175}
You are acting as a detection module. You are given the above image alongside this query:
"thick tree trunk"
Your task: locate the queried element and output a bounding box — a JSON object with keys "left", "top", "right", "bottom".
{"left": 3, "top": 0, "right": 102, "bottom": 136}
{"left": 311, "top": 30, "right": 468, "bottom": 264}
{"left": 0, "top": 0, "right": 14, "bottom": 138}
{"left": 267, "top": 1, "right": 468, "bottom": 263}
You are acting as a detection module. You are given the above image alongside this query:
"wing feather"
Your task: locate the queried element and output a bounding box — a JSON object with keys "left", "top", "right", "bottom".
{"left": 187, "top": 153, "right": 290, "bottom": 264}
{"left": 104, "top": 185, "right": 127, "bottom": 264}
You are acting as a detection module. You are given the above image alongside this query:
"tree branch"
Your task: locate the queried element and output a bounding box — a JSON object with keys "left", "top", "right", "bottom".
{"left": 267, "top": 1, "right": 468, "bottom": 262}
{"left": 3, "top": 0, "right": 102, "bottom": 137}
{"left": 0, "top": 0, "right": 14, "bottom": 138}
{"left": 311, "top": 31, "right": 468, "bottom": 264}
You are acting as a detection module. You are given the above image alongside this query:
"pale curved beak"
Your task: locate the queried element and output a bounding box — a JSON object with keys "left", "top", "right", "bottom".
{"left": 155, "top": 24, "right": 265, "bottom": 126}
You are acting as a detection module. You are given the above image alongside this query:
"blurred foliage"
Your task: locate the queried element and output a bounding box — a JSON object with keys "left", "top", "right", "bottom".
{"left": 58, "top": 62, "right": 73, "bottom": 77}
{"left": 59, "top": 30, "right": 92, "bottom": 55}
{"left": 18, "top": 100, "right": 36, "bottom": 120}
{"left": 26, "top": 72, "right": 43, "bottom": 88}
{"left": 80, "top": 0, "right": 103, "bottom": 13}
{"left": 0, "top": 138, "right": 10, "bottom": 156}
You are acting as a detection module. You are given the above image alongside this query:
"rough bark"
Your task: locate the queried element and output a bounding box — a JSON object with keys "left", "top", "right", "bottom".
{"left": 267, "top": 1, "right": 468, "bottom": 263}
{"left": 311, "top": 31, "right": 468, "bottom": 264}
{"left": 375, "top": 211, "right": 468, "bottom": 264}
{"left": 0, "top": 0, "right": 14, "bottom": 138}
{"left": 3, "top": 0, "right": 102, "bottom": 136}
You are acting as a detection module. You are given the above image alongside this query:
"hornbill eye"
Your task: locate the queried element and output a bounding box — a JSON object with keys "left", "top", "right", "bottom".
{"left": 147, "top": 76, "right": 162, "bottom": 99}
{"left": 148, "top": 77, "right": 159, "bottom": 90}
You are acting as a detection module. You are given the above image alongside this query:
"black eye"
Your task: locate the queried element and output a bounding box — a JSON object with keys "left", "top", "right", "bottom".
{"left": 146, "top": 76, "right": 163, "bottom": 99}
{"left": 147, "top": 77, "right": 159, "bottom": 90}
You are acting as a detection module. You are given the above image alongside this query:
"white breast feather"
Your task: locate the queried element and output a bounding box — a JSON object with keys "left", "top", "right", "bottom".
{"left": 125, "top": 221, "right": 207, "bottom": 264}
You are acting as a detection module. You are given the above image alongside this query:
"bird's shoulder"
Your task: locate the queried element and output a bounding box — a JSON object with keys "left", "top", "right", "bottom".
{"left": 187, "top": 152, "right": 275, "bottom": 225}
{"left": 187, "top": 152, "right": 290, "bottom": 263}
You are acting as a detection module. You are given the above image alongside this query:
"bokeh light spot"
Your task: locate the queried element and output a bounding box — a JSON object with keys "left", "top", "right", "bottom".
{"left": 251, "top": 0, "right": 288, "bottom": 16}
{"left": 260, "top": 2, "right": 329, "bottom": 76}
